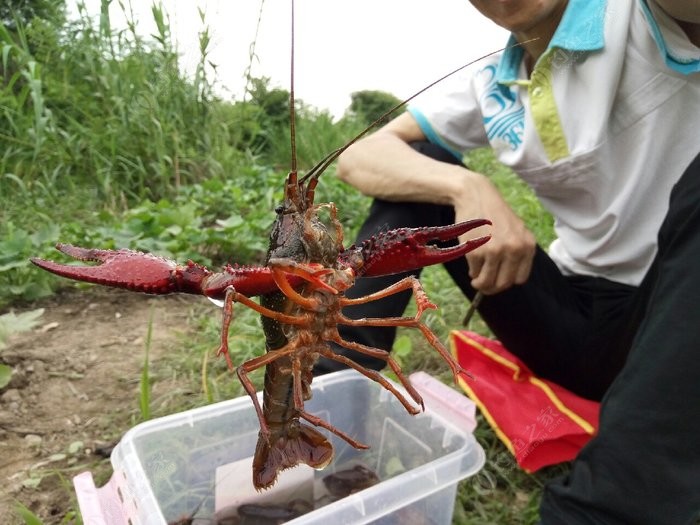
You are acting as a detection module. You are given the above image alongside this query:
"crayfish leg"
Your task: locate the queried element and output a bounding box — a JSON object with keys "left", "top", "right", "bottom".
{"left": 298, "top": 410, "right": 370, "bottom": 450}
{"left": 337, "top": 276, "right": 469, "bottom": 386}
{"left": 216, "top": 287, "right": 237, "bottom": 370}
{"left": 268, "top": 259, "right": 337, "bottom": 293}
{"left": 340, "top": 276, "right": 437, "bottom": 317}
{"left": 416, "top": 323, "right": 472, "bottom": 383}
{"left": 328, "top": 334, "right": 425, "bottom": 411}
{"left": 318, "top": 345, "right": 422, "bottom": 415}
{"left": 217, "top": 285, "right": 307, "bottom": 370}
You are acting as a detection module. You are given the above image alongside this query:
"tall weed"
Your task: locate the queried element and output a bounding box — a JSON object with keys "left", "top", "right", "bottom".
{"left": 0, "top": 1, "right": 222, "bottom": 207}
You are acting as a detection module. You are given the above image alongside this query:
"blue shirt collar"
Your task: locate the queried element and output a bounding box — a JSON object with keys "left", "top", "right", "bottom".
{"left": 496, "top": 0, "right": 607, "bottom": 83}
{"left": 638, "top": 0, "right": 700, "bottom": 74}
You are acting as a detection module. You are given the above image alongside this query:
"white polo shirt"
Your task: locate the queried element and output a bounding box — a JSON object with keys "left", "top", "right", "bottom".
{"left": 409, "top": 0, "right": 700, "bottom": 286}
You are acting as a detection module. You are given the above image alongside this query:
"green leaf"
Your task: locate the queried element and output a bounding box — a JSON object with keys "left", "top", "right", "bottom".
{"left": 14, "top": 502, "right": 44, "bottom": 525}
{"left": 0, "top": 260, "right": 27, "bottom": 272}
{"left": 393, "top": 335, "right": 413, "bottom": 358}
{"left": 2, "top": 308, "right": 45, "bottom": 330}
{"left": 384, "top": 456, "right": 406, "bottom": 477}
{"left": 29, "top": 223, "right": 60, "bottom": 246}
{"left": 0, "top": 309, "right": 45, "bottom": 348}
{"left": 0, "top": 364, "right": 12, "bottom": 389}
{"left": 67, "top": 441, "right": 84, "bottom": 455}
{"left": 20, "top": 476, "right": 43, "bottom": 489}
{"left": 0, "top": 228, "right": 31, "bottom": 256}
{"left": 164, "top": 224, "right": 182, "bottom": 237}
{"left": 215, "top": 214, "right": 244, "bottom": 229}
{"left": 139, "top": 308, "right": 154, "bottom": 421}
{"left": 2, "top": 44, "right": 12, "bottom": 72}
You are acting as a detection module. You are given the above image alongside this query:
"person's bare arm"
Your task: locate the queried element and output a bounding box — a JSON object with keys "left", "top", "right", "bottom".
{"left": 653, "top": 0, "right": 700, "bottom": 45}
{"left": 337, "top": 112, "right": 536, "bottom": 295}
{"left": 337, "top": 112, "right": 466, "bottom": 205}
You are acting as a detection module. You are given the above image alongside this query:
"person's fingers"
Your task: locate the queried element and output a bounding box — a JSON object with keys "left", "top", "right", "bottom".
{"left": 466, "top": 252, "right": 485, "bottom": 280}
{"left": 469, "top": 241, "right": 535, "bottom": 294}
{"left": 470, "top": 254, "right": 500, "bottom": 294}
{"left": 513, "top": 249, "right": 534, "bottom": 285}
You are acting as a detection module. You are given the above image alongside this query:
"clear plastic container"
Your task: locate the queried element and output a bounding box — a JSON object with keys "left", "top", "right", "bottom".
{"left": 75, "top": 369, "right": 484, "bottom": 524}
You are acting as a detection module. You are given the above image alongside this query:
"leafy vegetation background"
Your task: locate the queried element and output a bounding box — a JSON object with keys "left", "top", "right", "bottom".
{"left": 1, "top": 1, "right": 564, "bottom": 523}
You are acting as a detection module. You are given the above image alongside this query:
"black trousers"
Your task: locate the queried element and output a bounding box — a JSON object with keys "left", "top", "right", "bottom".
{"left": 315, "top": 143, "right": 700, "bottom": 524}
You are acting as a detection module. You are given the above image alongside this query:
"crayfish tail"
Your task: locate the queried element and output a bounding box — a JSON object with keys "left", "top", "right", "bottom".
{"left": 252, "top": 423, "right": 333, "bottom": 491}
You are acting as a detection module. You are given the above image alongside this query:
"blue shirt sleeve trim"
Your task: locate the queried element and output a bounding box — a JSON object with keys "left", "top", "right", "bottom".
{"left": 638, "top": 0, "right": 700, "bottom": 75}
{"left": 407, "top": 107, "right": 464, "bottom": 161}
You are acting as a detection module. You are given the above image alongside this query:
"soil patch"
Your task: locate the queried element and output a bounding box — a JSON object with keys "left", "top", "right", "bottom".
{"left": 0, "top": 288, "right": 200, "bottom": 523}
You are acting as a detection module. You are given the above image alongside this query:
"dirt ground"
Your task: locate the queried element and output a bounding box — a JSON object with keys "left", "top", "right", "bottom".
{"left": 0, "top": 288, "right": 200, "bottom": 524}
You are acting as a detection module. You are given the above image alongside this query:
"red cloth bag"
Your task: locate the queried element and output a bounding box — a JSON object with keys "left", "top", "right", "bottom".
{"left": 450, "top": 330, "right": 600, "bottom": 472}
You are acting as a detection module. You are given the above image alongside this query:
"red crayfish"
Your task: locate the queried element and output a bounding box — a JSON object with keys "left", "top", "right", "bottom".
{"left": 31, "top": 2, "right": 491, "bottom": 492}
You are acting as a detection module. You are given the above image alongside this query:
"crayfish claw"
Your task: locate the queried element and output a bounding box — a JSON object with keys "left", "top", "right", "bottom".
{"left": 31, "top": 244, "right": 185, "bottom": 294}
{"left": 342, "top": 219, "right": 492, "bottom": 277}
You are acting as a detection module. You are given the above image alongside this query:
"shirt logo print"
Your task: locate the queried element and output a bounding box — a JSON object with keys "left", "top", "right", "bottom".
{"left": 478, "top": 64, "right": 524, "bottom": 151}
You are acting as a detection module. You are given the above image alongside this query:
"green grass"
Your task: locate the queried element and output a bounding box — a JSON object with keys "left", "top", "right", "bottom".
{"left": 138, "top": 307, "right": 154, "bottom": 421}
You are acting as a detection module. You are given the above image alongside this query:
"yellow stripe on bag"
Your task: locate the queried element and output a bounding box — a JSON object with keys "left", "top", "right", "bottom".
{"left": 528, "top": 377, "right": 596, "bottom": 434}
{"left": 452, "top": 330, "right": 524, "bottom": 380}
{"left": 450, "top": 330, "right": 596, "bottom": 441}
{"left": 450, "top": 332, "right": 516, "bottom": 456}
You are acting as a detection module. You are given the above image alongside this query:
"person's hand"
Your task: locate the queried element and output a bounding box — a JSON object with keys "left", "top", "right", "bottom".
{"left": 454, "top": 170, "right": 537, "bottom": 295}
